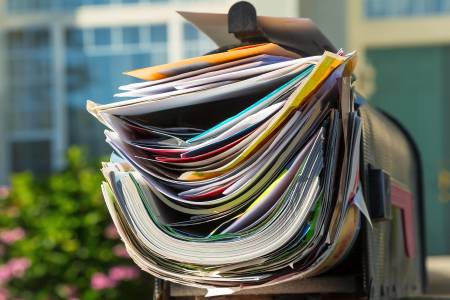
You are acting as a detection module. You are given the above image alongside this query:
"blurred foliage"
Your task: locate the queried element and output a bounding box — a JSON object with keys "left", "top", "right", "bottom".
{"left": 0, "top": 147, "right": 152, "bottom": 300}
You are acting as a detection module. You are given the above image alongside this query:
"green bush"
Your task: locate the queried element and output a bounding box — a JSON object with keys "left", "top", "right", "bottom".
{"left": 0, "top": 147, "right": 152, "bottom": 300}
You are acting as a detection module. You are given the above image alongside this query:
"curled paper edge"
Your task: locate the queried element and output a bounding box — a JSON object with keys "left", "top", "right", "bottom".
{"left": 205, "top": 287, "right": 240, "bottom": 297}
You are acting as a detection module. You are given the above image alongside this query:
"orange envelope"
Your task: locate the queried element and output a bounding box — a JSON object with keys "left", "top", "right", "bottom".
{"left": 124, "top": 43, "right": 299, "bottom": 81}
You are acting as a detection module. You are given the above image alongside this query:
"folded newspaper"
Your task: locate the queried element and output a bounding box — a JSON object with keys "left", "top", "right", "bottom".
{"left": 87, "top": 34, "right": 368, "bottom": 294}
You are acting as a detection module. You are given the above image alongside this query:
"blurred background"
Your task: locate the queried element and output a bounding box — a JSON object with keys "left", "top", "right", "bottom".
{"left": 0, "top": 0, "right": 448, "bottom": 299}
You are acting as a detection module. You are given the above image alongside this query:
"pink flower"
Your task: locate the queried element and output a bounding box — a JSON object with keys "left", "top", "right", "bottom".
{"left": 0, "top": 257, "right": 31, "bottom": 284}
{"left": 91, "top": 265, "right": 139, "bottom": 291}
{"left": 104, "top": 224, "right": 119, "bottom": 240}
{"left": 0, "top": 228, "right": 26, "bottom": 245}
{"left": 112, "top": 245, "right": 129, "bottom": 258}
{"left": 90, "top": 272, "right": 117, "bottom": 290}
{"left": 108, "top": 265, "right": 139, "bottom": 282}
{"left": 0, "top": 287, "right": 9, "bottom": 300}
{"left": 7, "top": 257, "right": 31, "bottom": 278}
{"left": 0, "top": 265, "right": 12, "bottom": 284}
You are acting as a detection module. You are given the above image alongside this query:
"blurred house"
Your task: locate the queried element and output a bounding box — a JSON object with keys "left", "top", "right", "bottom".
{"left": 0, "top": 0, "right": 300, "bottom": 183}
{"left": 0, "top": 0, "right": 448, "bottom": 254}
{"left": 0, "top": 0, "right": 223, "bottom": 181}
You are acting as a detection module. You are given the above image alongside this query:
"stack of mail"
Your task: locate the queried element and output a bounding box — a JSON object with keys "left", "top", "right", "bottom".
{"left": 87, "top": 42, "right": 368, "bottom": 293}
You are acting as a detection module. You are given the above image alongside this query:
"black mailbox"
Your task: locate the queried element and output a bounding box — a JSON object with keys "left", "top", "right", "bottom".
{"left": 158, "top": 2, "right": 426, "bottom": 299}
